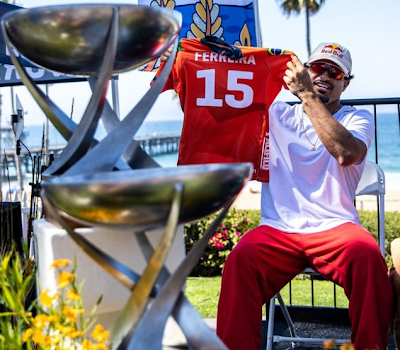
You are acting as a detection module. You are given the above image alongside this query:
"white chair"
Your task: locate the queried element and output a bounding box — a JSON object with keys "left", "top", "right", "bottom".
{"left": 266, "top": 160, "right": 386, "bottom": 349}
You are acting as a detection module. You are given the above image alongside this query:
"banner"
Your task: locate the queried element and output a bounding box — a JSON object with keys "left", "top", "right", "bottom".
{"left": 138, "top": 0, "right": 262, "bottom": 71}
{"left": 0, "top": 2, "right": 85, "bottom": 87}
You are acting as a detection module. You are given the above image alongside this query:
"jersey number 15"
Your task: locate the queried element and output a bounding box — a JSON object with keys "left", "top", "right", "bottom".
{"left": 196, "top": 69, "right": 254, "bottom": 109}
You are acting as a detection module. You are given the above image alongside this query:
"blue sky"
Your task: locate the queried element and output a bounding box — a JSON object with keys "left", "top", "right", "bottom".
{"left": 1, "top": 0, "right": 399, "bottom": 126}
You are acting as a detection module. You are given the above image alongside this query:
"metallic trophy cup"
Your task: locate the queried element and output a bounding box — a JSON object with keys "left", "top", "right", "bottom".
{"left": 1, "top": 4, "right": 253, "bottom": 350}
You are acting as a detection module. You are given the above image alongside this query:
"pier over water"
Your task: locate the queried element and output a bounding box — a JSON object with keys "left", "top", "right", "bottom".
{"left": 135, "top": 134, "right": 180, "bottom": 157}
{"left": 1, "top": 134, "right": 181, "bottom": 179}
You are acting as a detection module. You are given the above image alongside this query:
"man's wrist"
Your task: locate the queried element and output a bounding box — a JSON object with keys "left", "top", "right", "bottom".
{"left": 296, "top": 90, "right": 317, "bottom": 102}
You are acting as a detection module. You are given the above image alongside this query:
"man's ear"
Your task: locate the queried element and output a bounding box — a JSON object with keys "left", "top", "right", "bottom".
{"left": 343, "top": 79, "right": 350, "bottom": 92}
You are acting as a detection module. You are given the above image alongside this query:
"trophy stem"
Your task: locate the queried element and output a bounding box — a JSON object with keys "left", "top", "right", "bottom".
{"left": 110, "top": 183, "right": 183, "bottom": 350}
{"left": 135, "top": 231, "right": 229, "bottom": 350}
{"left": 88, "top": 78, "right": 160, "bottom": 169}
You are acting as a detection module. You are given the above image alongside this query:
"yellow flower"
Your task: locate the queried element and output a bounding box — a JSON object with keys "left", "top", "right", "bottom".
{"left": 51, "top": 259, "right": 71, "bottom": 268}
{"left": 82, "top": 339, "right": 109, "bottom": 350}
{"left": 82, "top": 342, "right": 109, "bottom": 350}
{"left": 56, "top": 325, "right": 76, "bottom": 335}
{"left": 22, "top": 328, "right": 33, "bottom": 342}
{"left": 82, "top": 339, "right": 95, "bottom": 350}
{"left": 91, "top": 324, "right": 104, "bottom": 334}
{"left": 50, "top": 315, "right": 59, "bottom": 322}
{"left": 91, "top": 324, "right": 110, "bottom": 343}
{"left": 32, "top": 330, "right": 46, "bottom": 344}
{"left": 67, "top": 289, "right": 82, "bottom": 301}
{"left": 50, "top": 332, "right": 61, "bottom": 344}
{"left": 33, "top": 314, "right": 58, "bottom": 331}
{"left": 70, "top": 330, "right": 86, "bottom": 338}
{"left": 57, "top": 271, "right": 75, "bottom": 289}
{"left": 340, "top": 343, "right": 355, "bottom": 350}
{"left": 33, "top": 314, "right": 52, "bottom": 330}
{"left": 324, "top": 339, "right": 337, "bottom": 349}
{"left": 39, "top": 288, "right": 60, "bottom": 306}
{"left": 62, "top": 306, "right": 85, "bottom": 323}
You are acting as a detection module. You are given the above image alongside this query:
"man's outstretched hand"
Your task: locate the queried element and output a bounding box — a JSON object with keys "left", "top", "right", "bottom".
{"left": 283, "top": 55, "right": 314, "bottom": 99}
{"left": 160, "top": 45, "right": 174, "bottom": 62}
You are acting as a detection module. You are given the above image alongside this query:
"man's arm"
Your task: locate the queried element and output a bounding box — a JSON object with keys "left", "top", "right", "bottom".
{"left": 283, "top": 55, "right": 367, "bottom": 166}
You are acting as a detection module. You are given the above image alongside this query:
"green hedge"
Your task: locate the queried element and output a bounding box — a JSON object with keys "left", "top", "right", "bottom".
{"left": 184, "top": 209, "right": 400, "bottom": 277}
{"left": 359, "top": 210, "right": 400, "bottom": 263}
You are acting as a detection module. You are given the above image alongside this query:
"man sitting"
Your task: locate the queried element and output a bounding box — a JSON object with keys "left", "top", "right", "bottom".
{"left": 217, "top": 43, "right": 393, "bottom": 350}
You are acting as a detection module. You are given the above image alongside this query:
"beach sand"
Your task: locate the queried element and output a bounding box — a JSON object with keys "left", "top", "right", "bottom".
{"left": 233, "top": 172, "right": 400, "bottom": 212}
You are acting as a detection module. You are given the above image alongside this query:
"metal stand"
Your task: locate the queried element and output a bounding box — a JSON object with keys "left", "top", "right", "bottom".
{"left": 42, "top": 189, "right": 232, "bottom": 350}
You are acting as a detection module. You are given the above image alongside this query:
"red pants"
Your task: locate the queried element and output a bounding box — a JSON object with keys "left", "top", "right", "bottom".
{"left": 217, "top": 223, "right": 392, "bottom": 350}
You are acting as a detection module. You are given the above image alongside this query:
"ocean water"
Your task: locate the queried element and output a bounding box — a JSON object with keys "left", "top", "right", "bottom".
{"left": 18, "top": 119, "right": 183, "bottom": 149}
{"left": 4, "top": 113, "right": 400, "bottom": 173}
{"left": 367, "top": 113, "right": 400, "bottom": 174}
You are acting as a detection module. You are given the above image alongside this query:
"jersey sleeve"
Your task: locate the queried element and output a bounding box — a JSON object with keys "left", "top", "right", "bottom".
{"left": 265, "top": 49, "right": 293, "bottom": 86}
{"left": 153, "top": 45, "right": 183, "bottom": 93}
{"left": 262, "top": 49, "right": 294, "bottom": 92}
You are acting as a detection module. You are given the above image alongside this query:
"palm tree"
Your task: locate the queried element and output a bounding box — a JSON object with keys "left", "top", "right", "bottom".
{"left": 276, "top": 0, "right": 326, "bottom": 56}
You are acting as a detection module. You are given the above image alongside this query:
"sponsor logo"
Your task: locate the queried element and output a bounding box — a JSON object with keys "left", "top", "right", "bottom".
{"left": 321, "top": 44, "right": 344, "bottom": 59}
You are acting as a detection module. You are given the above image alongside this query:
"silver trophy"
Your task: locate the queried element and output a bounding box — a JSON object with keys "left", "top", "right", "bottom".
{"left": 1, "top": 4, "right": 252, "bottom": 349}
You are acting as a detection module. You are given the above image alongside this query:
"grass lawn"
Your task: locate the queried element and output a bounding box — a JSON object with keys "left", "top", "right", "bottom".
{"left": 185, "top": 276, "right": 349, "bottom": 319}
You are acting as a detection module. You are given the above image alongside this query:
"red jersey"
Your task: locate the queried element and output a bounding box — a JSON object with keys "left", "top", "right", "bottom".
{"left": 160, "top": 38, "right": 293, "bottom": 182}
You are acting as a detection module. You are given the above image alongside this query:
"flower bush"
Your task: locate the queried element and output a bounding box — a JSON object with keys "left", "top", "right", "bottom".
{"left": 0, "top": 251, "right": 110, "bottom": 350}
{"left": 323, "top": 339, "right": 355, "bottom": 350}
{"left": 185, "top": 208, "right": 258, "bottom": 276}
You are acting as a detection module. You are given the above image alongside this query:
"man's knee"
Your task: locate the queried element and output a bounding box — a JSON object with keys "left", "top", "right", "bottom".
{"left": 223, "top": 228, "right": 272, "bottom": 281}
{"left": 225, "top": 232, "right": 260, "bottom": 269}
{"left": 345, "top": 237, "right": 386, "bottom": 274}
{"left": 347, "top": 234, "right": 382, "bottom": 258}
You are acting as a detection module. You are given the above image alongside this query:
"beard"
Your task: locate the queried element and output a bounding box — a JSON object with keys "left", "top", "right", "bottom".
{"left": 316, "top": 92, "right": 329, "bottom": 104}
{"left": 313, "top": 80, "right": 331, "bottom": 104}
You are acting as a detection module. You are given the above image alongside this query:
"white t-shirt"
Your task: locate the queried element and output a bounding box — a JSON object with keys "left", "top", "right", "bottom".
{"left": 260, "top": 102, "right": 375, "bottom": 234}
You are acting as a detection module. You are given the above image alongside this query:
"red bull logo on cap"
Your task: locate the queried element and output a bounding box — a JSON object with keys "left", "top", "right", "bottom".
{"left": 321, "top": 44, "right": 344, "bottom": 59}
